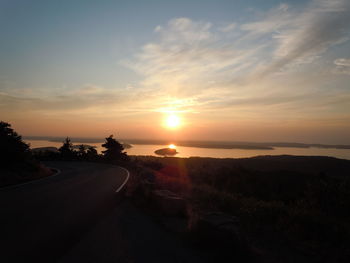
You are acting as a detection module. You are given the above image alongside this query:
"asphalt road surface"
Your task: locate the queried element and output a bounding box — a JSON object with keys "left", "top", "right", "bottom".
{"left": 0, "top": 162, "right": 129, "bottom": 262}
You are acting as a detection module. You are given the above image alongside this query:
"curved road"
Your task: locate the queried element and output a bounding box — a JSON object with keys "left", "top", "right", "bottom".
{"left": 0, "top": 162, "right": 129, "bottom": 262}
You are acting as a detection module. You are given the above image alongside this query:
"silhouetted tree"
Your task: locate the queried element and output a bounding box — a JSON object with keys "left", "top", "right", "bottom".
{"left": 77, "top": 144, "right": 87, "bottom": 159}
{"left": 0, "top": 121, "right": 32, "bottom": 166}
{"left": 0, "top": 121, "right": 40, "bottom": 186}
{"left": 78, "top": 144, "right": 86, "bottom": 153}
{"left": 59, "top": 137, "right": 76, "bottom": 160}
{"left": 102, "top": 135, "right": 128, "bottom": 163}
{"left": 86, "top": 146, "right": 98, "bottom": 161}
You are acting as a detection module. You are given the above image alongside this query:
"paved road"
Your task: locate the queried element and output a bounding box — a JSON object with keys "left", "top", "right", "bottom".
{"left": 0, "top": 162, "right": 129, "bottom": 262}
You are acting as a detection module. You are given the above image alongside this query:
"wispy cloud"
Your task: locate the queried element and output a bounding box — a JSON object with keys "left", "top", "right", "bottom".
{"left": 264, "top": 0, "right": 350, "bottom": 73}
{"left": 0, "top": 84, "right": 138, "bottom": 117}
{"left": 219, "top": 23, "right": 237, "bottom": 32}
{"left": 124, "top": 0, "right": 350, "bottom": 117}
{"left": 333, "top": 58, "right": 350, "bottom": 75}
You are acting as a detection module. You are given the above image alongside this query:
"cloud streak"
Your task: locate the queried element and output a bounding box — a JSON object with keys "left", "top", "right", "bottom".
{"left": 333, "top": 58, "right": 350, "bottom": 75}
{"left": 263, "top": 0, "right": 350, "bottom": 74}
{"left": 124, "top": 0, "right": 350, "bottom": 118}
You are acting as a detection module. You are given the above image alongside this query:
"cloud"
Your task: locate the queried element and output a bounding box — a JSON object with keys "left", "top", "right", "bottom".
{"left": 124, "top": 17, "right": 264, "bottom": 99}
{"left": 3, "top": 1, "right": 350, "bottom": 127}
{"left": 154, "top": 25, "right": 162, "bottom": 32}
{"left": 124, "top": 0, "right": 350, "bottom": 118}
{"left": 153, "top": 18, "right": 213, "bottom": 45}
{"left": 240, "top": 3, "right": 291, "bottom": 35}
{"left": 73, "top": 85, "right": 105, "bottom": 95}
{"left": 270, "top": 0, "right": 350, "bottom": 69}
{"left": 219, "top": 23, "right": 237, "bottom": 32}
{"left": 240, "top": 0, "right": 350, "bottom": 76}
{"left": 334, "top": 58, "right": 350, "bottom": 67}
{"left": 0, "top": 84, "right": 135, "bottom": 117}
{"left": 333, "top": 58, "right": 350, "bottom": 75}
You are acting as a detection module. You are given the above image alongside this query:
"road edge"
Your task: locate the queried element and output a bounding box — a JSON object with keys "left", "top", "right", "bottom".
{"left": 1, "top": 164, "right": 129, "bottom": 192}
{"left": 115, "top": 166, "right": 130, "bottom": 193}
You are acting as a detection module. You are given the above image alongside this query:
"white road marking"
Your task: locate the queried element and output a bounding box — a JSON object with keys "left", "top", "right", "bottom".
{"left": 1, "top": 164, "right": 130, "bottom": 193}
{"left": 115, "top": 166, "right": 130, "bottom": 193}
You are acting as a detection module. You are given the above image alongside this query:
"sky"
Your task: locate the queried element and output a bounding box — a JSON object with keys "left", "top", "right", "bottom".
{"left": 1, "top": 0, "right": 350, "bottom": 144}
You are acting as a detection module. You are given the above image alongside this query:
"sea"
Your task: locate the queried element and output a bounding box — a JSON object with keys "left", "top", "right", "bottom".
{"left": 24, "top": 138, "right": 350, "bottom": 160}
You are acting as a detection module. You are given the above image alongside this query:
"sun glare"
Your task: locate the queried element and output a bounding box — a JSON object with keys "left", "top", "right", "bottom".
{"left": 165, "top": 114, "right": 180, "bottom": 128}
{"left": 168, "top": 144, "right": 176, "bottom": 149}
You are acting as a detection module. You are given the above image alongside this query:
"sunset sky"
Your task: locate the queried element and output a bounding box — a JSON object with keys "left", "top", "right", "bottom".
{"left": 1, "top": 0, "right": 350, "bottom": 143}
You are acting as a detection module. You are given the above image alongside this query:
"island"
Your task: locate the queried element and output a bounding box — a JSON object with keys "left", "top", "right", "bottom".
{"left": 154, "top": 147, "right": 178, "bottom": 156}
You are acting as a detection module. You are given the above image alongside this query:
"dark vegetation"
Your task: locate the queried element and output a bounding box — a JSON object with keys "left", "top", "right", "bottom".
{"left": 102, "top": 135, "right": 129, "bottom": 162}
{"left": 131, "top": 155, "right": 350, "bottom": 262}
{"left": 0, "top": 121, "right": 129, "bottom": 187}
{"left": 34, "top": 135, "right": 129, "bottom": 164}
{"left": 0, "top": 121, "right": 53, "bottom": 187}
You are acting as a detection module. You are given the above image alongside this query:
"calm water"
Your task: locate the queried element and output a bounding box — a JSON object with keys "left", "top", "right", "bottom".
{"left": 26, "top": 139, "right": 350, "bottom": 160}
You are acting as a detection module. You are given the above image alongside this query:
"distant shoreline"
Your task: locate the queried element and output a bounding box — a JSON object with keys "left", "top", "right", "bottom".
{"left": 23, "top": 136, "right": 350, "bottom": 150}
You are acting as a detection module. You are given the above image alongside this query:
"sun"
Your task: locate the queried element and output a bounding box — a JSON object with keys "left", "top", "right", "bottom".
{"left": 168, "top": 144, "right": 176, "bottom": 149}
{"left": 165, "top": 114, "right": 181, "bottom": 128}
